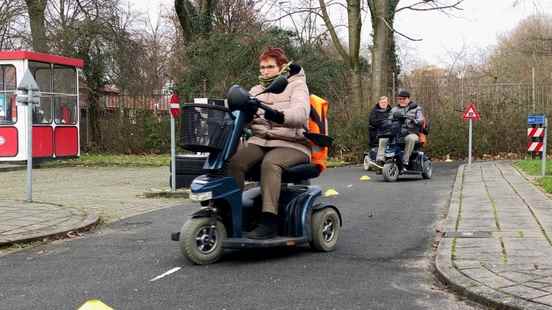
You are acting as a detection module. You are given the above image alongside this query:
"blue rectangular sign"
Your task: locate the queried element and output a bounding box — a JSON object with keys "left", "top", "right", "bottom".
{"left": 528, "top": 114, "right": 546, "bottom": 125}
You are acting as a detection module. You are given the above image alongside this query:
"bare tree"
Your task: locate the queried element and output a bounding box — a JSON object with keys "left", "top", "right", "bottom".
{"left": 133, "top": 14, "right": 173, "bottom": 94}
{"left": 318, "top": 0, "right": 363, "bottom": 108}
{"left": 213, "top": 0, "right": 257, "bottom": 34}
{"left": 292, "top": 0, "right": 463, "bottom": 106}
{"left": 488, "top": 14, "right": 552, "bottom": 84}
{"left": 0, "top": 0, "right": 26, "bottom": 49}
{"left": 175, "top": 0, "right": 217, "bottom": 42}
{"left": 165, "top": 10, "right": 187, "bottom": 83}
{"left": 25, "top": 0, "right": 48, "bottom": 52}
{"left": 44, "top": 0, "right": 144, "bottom": 147}
{"left": 367, "top": 0, "right": 464, "bottom": 102}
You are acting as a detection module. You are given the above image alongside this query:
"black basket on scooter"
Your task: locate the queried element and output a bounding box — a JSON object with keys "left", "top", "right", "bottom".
{"left": 180, "top": 104, "right": 234, "bottom": 153}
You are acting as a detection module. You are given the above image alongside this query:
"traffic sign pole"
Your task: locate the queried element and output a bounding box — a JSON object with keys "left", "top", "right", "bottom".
{"left": 171, "top": 114, "right": 176, "bottom": 192}
{"left": 16, "top": 70, "right": 40, "bottom": 202}
{"left": 26, "top": 88, "right": 33, "bottom": 201}
{"left": 169, "top": 94, "right": 180, "bottom": 193}
{"left": 463, "top": 102, "right": 479, "bottom": 167}
{"left": 468, "top": 118, "right": 472, "bottom": 166}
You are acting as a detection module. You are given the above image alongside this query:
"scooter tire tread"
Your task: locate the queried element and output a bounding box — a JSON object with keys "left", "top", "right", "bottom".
{"left": 382, "top": 163, "right": 399, "bottom": 182}
{"left": 422, "top": 160, "right": 432, "bottom": 179}
{"left": 180, "top": 217, "right": 227, "bottom": 265}
{"left": 310, "top": 208, "right": 340, "bottom": 252}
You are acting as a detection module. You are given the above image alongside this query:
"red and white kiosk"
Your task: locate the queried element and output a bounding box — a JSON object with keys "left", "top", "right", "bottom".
{"left": 0, "top": 51, "right": 84, "bottom": 161}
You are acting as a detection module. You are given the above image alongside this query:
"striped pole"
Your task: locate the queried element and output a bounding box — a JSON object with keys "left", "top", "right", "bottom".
{"left": 542, "top": 118, "right": 548, "bottom": 177}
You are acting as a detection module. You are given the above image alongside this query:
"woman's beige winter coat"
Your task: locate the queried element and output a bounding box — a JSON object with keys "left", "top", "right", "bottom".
{"left": 247, "top": 68, "right": 311, "bottom": 156}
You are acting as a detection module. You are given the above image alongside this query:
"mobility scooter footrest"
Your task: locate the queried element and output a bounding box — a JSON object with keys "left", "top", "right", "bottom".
{"left": 222, "top": 237, "right": 307, "bottom": 249}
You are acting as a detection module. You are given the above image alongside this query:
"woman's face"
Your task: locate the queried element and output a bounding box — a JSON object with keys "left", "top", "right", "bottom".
{"left": 259, "top": 57, "right": 280, "bottom": 79}
{"left": 378, "top": 98, "right": 389, "bottom": 108}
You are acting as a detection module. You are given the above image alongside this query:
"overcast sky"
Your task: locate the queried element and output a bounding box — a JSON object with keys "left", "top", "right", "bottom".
{"left": 126, "top": 0, "right": 552, "bottom": 68}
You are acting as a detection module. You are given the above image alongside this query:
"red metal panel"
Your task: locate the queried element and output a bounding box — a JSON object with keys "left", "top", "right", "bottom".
{"left": 54, "top": 126, "right": 78, "bottom": 157}
{"left": 0, "top": 50, "right": 84, "bottom": 68}
{"left": 33, "top": 126, "right": 54, "bottom": 157}
{"left": 527, "top": 128, "right": 545, "bottom": 137}
{"left": 0, "top": 127, "right": 18, "bottom": 157}
{"left": 528, "top": 142, "right": 544, "bottom": 152}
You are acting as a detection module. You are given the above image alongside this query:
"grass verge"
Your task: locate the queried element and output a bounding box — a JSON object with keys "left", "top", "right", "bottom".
{"left": 514, "top": 159, "right": 552, "bottom": 193}
{"left": 39, "top": 153, "right": 170, "bottom": 168}
{"left": 36, "top": 154, "right": 351, "bottom": 169}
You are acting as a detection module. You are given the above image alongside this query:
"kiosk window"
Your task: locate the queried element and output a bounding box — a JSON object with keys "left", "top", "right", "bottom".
{"left": 29, "top": 61, "right": 53, "bottom": 124}
{"left": 0, "top": 65, "right": 17, "bottom": 124}
{"left": 54, "top": 65, "right": 77, "bottom": 94}
{"left": 1, "top": 65, "right": 16, "bottom": 91}
{"left": 33, "top": 96, "right": 53, "bottom": 124}
{"left": 29, "top": 61, "right": 52, "bottom": 93}
{"left": 54, "top": 96, "right": 77, "bottom": 125}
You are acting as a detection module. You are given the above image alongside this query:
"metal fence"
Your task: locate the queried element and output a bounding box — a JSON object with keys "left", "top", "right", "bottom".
{"left": 403, "top": 81, "right": 552, "bottom": 158}
{"left": 80, "top": 95, "right": 175, "bottom": 153}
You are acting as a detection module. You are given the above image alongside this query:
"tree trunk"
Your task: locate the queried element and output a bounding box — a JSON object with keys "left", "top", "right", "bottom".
{"left": 25, "top": 0, "right": 48, "bottom": 52}
{"left": 347, "top": 0, "right": 363, "bottom": 109}
{"left": 175, "top": 0, "right": 194, "bottom": 42}
{"left": 370, "top": 0, "right": 398, "bottom": 103}
{"left": 175, "top": 0, "right": 216, "bottom": 42}
{"left": 88, "top": 91, "right": 102, "bottom": 150}
{"left": 350, "top": 66, "right": 362, "bottom": 111}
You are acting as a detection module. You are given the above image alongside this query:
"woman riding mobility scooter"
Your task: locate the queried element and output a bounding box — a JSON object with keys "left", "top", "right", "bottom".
{"left": 171, "top": 77, "right": 342, "bottom": 265}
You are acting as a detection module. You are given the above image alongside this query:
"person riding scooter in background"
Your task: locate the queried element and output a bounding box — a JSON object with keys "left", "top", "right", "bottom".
{"left": 370, "top": 96, "right": 392, "bottom": 164}
{"left": 227, "top": 47, "right": 310, "bottom": 240}
{"left": 389, "top": 90, "right": 425, "bottom": 167}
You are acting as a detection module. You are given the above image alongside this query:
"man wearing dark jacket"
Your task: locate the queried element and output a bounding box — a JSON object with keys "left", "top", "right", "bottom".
{"left": 389, "top": 90, "right": 424, "bottom": 166}
{"left": 369, "top": 96, "right": 392, "bottom": 162}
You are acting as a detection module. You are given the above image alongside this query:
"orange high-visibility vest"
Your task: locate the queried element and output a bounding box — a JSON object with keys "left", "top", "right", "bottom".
{"left": 308, "top": 95, "right": 329, "bottom": 172}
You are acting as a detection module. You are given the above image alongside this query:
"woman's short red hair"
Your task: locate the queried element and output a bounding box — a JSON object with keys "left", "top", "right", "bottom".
{"left": 259, "top": 47, "right": 289, "bottom": 67}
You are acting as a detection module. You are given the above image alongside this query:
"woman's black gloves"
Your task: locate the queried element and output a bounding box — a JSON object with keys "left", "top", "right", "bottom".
{"left": 264, "top": 109, "right": 285, "bottom": 124}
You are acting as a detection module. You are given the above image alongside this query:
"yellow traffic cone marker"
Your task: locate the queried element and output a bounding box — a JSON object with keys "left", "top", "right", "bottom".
{"left": 324, "top": 189, "right": 339, "bottom": 197}
{"left": 78, "top": 300, "right": 114, "bottom": 310}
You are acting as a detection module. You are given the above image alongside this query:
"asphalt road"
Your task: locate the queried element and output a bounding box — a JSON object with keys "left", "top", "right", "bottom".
{"left": 0, "top": 163, "right": 484, "bottom": 310}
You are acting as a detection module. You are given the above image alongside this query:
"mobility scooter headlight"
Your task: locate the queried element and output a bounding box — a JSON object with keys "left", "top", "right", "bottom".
{"left": 190, "top": 191, "right": 213, "bottom": 202}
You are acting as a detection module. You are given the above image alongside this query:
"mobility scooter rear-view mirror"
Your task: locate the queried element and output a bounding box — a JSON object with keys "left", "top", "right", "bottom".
{"left": 226, "top": 85, "right": 250, "bottom": 112}
{"left": 262, "top": 75, "right": 288, "bottom": 94}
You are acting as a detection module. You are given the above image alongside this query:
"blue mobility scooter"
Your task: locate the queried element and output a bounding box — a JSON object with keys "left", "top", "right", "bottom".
{"left": 171, "top": 77, "right": 342, "bottom": 265}
{"left": 381, "top": 115, "right": 432, "bottom": 182}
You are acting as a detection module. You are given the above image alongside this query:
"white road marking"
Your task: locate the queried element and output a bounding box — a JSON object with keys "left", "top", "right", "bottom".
{"left": 149, "top": 267, "right": 182, "bottom": 282}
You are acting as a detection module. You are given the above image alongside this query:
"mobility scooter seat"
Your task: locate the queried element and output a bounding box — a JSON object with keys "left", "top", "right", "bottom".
{"left": 245, "top": 162, "right": 321, "bottom": 184}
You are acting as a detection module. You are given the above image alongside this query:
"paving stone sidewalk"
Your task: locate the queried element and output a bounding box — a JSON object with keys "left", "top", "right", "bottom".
{"left": 0, "top": 166, "right": 184, "bottom": 247}
{"left": 0, "top": 202, "right": 97, "bottom": 245}
{"left": 436, "top": 162, "right": 552, "bottom": 309}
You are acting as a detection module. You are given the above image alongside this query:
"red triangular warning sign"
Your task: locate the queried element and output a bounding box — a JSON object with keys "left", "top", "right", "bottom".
{"left": 463, "top": 103, "right": 480, "bottom": 121}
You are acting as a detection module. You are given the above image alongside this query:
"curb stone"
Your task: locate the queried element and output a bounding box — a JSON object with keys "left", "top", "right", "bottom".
{"left": 0, "top": 210, "right": 100, "bottom": 247}
{"left": 143, "top": 188, "right": 190, "bottom": 199}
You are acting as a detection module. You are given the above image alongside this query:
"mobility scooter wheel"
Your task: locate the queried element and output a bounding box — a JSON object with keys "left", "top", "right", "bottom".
{"left": 382, "top": 163, "right": 399, "bottom": 182}
{"left": 363, "top": 154, "right": 372, "bottom": 171}
{"left": 422, "top": 160, "right": 432, "bottom": 179}
{"left": 310, "top": 208, "right": 340, "bottom": 252}
{"left": 180, "top": 218, "right": 227, "bottom": 265}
